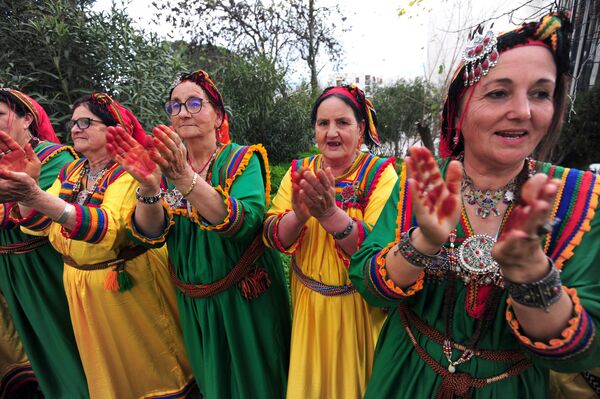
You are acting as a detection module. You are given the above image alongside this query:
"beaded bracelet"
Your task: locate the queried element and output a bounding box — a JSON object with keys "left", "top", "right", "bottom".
{"left": 135, "top": 187, "right": 163, "bottom": 204}
{"left": 331, "top": 218, "right": 354, "bottom": 240}
{"left": 504, "top": 257, "right": 562, "bottom": 313}
{"left": 180, "top": 173, "right": 198, "bottom": 198}
{"left": 54, "top": 203, "right": 75, "bottom": 224}
{"left": 393, "top": 226, "right": 447, "bottom": 271}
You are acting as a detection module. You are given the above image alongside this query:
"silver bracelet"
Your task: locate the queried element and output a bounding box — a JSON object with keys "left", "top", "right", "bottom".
{"left": 54, "top": 203, "right": 75, "bottom": 224}
{"left": 331, "top": 218, "right": 354, "bottom": 240}
{"left": 393, "top": 227, "right": 447, "bottom": 270}
{"left": 504, "top": 256, "right": 562, "bottom": 313}
{"left": 135, "top": 187, "right": 163, "bottom": 204}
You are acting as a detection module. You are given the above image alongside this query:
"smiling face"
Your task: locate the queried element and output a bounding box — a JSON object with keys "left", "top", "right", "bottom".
{"left": 70, "top": 104, "right": 108, "bottom": 159}
{"left": 314, "top": 96, "right": 365, "bottom": 168}
{"left": 170, "top": 81, "right": 222, "bottom": 142}
{"left": 458, "top": 46, "right": 557, "bottom": 170}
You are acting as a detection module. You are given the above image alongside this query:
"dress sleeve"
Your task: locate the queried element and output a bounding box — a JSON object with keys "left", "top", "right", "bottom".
{"left": 506, "top": 204, "right": 600, "bottom": 372}
{"left": 189, "top": 153, "right": 267, "bottom": 241}
{"left": 263, "top": 166, "right": 307, "bottom": 254}
{"left": 350, "top": 164, "right": 425, "bottom": 308}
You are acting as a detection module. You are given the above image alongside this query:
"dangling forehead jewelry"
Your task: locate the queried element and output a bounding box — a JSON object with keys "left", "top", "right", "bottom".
{"left": 463, "top": 30, "right": 499, "bottom": 87}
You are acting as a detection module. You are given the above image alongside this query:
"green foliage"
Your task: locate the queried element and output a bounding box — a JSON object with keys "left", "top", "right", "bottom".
{"left": 0, "top": 0, "right": 188, "bottom": 140}
{"left": 208, "top": 56, "right": 314, "bottom": 164}
{"left": 371, "top": 78, "right": 438, "bottom": 157}
{"left": 270, "top": 163, "right": 289, "bottom": 199}
{"left": 555, "top": 85, "right": 600, "bottom": 169}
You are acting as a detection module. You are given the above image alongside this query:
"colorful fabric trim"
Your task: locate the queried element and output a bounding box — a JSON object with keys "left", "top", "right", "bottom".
{"left": 60, "top": 203, "right": 108, "bottom": 243}
{"left": 536, "top": 164, "right": 600, "bottom": 269}
{"left": 126, "top": 205, "right": 173, "bottom": 247}
{"left": 193, "top": 186, "right": 245, "bottom": 235}
{"left": 363, "top": 242, "right": 425, "bottom": 301}
{"left": 262, "top": 211, "right": 307, "bottom": 255}
{"left": 506, "top": 287, "right": 596, "bottom": 360}
{"left": 217, "top": 144, "right": 271, "bottom": 206}
{"left": 10, "top": 207, "right": 52, "bottom": 231}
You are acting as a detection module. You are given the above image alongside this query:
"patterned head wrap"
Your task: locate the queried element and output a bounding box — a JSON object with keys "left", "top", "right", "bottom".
{"left": 88, "top": 92, "right": 147, "bottom": 145}
{"left": 171, "top": 69, "right": 230, "bottom": 145}
{"left": 440, "top": 12, "right": 572, "bottom": 158}
{"left": 312, "top": 84, "right": 380, "bottom": 146}
{"left": 0, "top": 88, "right": 60, "bottom": 143}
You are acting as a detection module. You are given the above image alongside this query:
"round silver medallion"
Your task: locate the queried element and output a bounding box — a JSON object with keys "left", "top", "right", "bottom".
{"left": 458, "top": 234, "right": 499, "bottom": 274}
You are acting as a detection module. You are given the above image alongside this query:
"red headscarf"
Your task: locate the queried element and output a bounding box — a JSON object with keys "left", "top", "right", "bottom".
{"left": 2, "top": 89, "right": 60, "bottom": 144}
{"left": 90, "top": 92, "right": 147, "bottom": 145}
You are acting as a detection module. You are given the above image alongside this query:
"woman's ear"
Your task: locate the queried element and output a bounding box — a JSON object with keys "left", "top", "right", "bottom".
{"left": 23, "top": 113, "right": 34, "bottom": 132}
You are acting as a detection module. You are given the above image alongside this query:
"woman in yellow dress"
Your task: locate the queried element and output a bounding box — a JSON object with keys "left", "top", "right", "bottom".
{"left": 263, "top": 85, "right": 397, "bottom": 398}
{"left": 0, "top": 93, "right": 195, "bottom": 398}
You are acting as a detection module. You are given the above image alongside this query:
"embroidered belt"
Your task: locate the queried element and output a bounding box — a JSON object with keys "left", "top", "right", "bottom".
{"left": 62, "top": 245, "right": 149, "bottom": 270}
{"left": 0, "top": 237, "right": 49, "bottom": 255}
{"left": 398, "top": 302, "right": 532, "bottom": 398}
{"left": 169, "top": 234, "right": 268, "bottom": 299}
{"left": 291, "top": 257, "right": 356, "bottom": 296}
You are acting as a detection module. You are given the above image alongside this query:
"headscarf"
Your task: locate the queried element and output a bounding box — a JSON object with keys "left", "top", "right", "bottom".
{"left": 312, "top": 84, "right": 380, "bottom": 146}
{"left": 171, "top": 69, "right": 231, "bottom": 145}
{"left": 89, "top": 92, "right": 147, "bottom": 145}
{"left": 440, "top": 12, "right": 572, "bottom": 158}
{"left": 0, "top": 88, "right": 60, "bottom": 143}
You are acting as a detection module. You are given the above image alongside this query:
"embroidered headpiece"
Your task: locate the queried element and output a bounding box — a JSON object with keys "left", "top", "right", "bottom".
{"left": 462, "top": 30, "right": 499, "bottom": 87}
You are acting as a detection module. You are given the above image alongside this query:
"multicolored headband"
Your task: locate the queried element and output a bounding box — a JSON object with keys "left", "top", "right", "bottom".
{"left": 439, "top": 11, "right": 572, "bottom": 158}
{"left": 90, "top": 92, "right": 147, "bottom": 145}
{"left": 0, "top": 88, "right": 60, "bottom": 143}
{"left": 318, "top": 85, "right": 380, "bottom": 146}
{"left": 172, "top": 69, "right": 230, "bottom": 144}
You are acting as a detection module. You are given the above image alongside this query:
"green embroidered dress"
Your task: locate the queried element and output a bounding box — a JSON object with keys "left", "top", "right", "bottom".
{"left": 0, "top": 142, "right": 88, "bottom": 398}
{"left": 128, "top": 143, "right": 291, "bottom": 399}
{"left": 350, "top": 161, "right": 600, "bottom": 398}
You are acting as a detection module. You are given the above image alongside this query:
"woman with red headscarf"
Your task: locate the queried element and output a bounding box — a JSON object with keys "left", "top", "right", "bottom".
{"left": 263, "top": 84, "right": 397, "bottom": 398}
{"left": 0, "top": 93, "right": 195, "bottom": 398}
{"left": 0, "top": 89, "right": 87, "bottom": 398}
{"left": 106, "top": 70, "right": 291, "bottom": 398}
{"left": 350, "top": 12, "right": 600, "bottom": 398}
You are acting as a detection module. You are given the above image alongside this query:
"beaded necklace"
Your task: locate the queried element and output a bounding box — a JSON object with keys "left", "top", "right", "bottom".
{"left": 70, "top": 161, "right": 113, "bottom": 205}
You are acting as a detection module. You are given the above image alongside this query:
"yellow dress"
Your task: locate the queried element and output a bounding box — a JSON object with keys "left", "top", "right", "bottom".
{"left": 264, "top": 152, "right": 398, "bottom": 399}
{"left": 22, "top": 160, "right": 194, "bottom": 399}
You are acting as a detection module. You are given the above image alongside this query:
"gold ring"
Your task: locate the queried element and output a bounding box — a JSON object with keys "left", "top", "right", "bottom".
{"left": 317, "top": 195, "right": 324, "bottom": 201}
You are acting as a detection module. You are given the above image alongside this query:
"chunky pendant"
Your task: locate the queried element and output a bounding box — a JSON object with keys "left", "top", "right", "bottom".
{"left": 458, "top": 234, "right": 499, "bottom": 275}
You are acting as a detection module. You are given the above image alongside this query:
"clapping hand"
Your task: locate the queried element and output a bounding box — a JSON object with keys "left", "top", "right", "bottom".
{"left": 493, "top": 174, "right": 559, "bottom": 281}
{"left": 106, "top": 126, "right": 161, "bottom": 189}
{"left": 0, "top": 131, "right": 40, "bottom": 180}
{"left": 295, "top": 167, "right": 337, "bottom": 221}
{"left": 150, "top": 125, "right": 194, "bottom": 184}
{"left": 406, "top": 147, "right": 462, "bottom": 249}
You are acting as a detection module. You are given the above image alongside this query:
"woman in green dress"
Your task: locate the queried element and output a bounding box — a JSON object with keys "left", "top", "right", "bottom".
{"left": 350, "top": 12, "right": 600, "bottom": 398}
{"left": 108, "top": 69, "right": 291, "bottom": 398}
{"left": 0, "top": 89, "right": 88, "bottom": 398}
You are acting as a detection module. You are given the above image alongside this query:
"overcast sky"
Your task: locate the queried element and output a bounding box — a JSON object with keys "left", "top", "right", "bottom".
{"left": 94, "top": 0, "right": 555, "bottom": 85}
